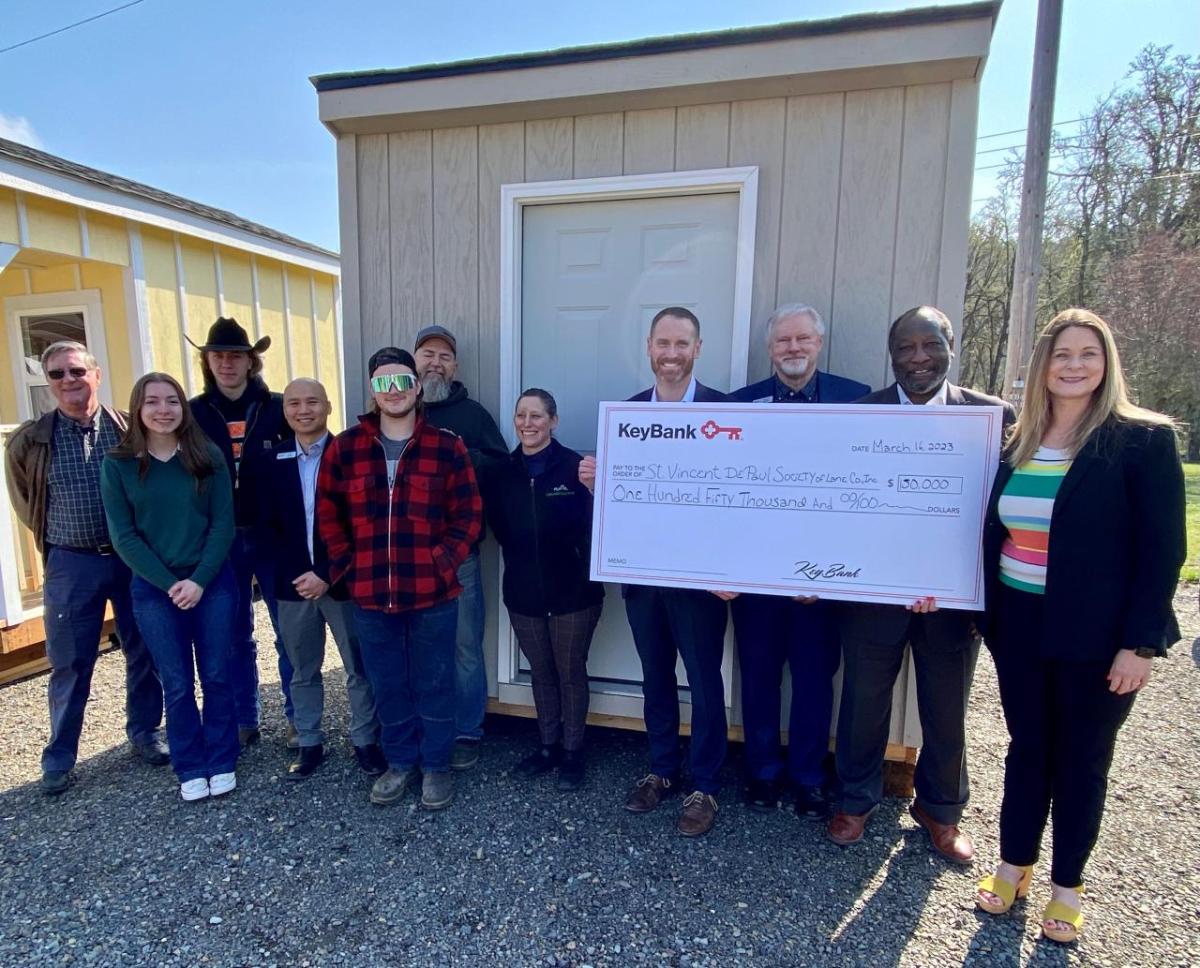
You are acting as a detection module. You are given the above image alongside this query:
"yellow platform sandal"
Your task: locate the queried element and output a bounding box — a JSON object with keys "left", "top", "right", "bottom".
{"left": 976, "top": 864, "right": 1034, "bottom": 915}
{"left": 1041, "top": 886, "right": 1084, "bottom": 943}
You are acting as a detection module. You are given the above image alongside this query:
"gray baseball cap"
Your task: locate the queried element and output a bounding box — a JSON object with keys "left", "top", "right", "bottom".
{"left": 414, "top": 325, "right": 457, "bottom": 355}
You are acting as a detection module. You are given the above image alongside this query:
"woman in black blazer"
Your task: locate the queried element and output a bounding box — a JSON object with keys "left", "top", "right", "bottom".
{"left": 975, "top": 309, "right": 1186, "bottom": 943}
{"left": 477, "top": 389, "right": 604, "bottom": 791}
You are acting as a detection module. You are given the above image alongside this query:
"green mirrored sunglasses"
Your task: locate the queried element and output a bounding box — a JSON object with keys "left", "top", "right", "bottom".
{"left": 370, "top": 373, "right": 419, "bottom": 393}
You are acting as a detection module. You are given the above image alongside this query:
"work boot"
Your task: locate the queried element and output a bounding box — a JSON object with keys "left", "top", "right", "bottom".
{"left": 421, "top": 771, "right": 455, "bottom": 810}
{"left": 450, "top": 739, "right": 480, "bottom": 772}
{"left": 370, "top": 767, "right": 417, "bottom": 806}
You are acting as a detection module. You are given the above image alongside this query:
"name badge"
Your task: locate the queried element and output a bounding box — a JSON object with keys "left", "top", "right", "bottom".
{"left": 277, "top": 451, "right": 298, "bottom": 461}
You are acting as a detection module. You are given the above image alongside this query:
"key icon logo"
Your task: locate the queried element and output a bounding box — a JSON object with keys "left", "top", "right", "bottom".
{"left": 700, "top": 419, "right": 743, "bottom": 441}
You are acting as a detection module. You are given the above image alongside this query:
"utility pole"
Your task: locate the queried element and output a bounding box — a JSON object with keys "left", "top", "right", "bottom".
{"left": 1003, "top": 0, "right": 1064, "bottom": 405}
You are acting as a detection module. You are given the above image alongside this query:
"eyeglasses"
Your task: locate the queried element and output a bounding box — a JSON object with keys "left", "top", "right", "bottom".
{"left": 46, "top": 367, "right": 91, "bottom": 381}
{"left": 370, "top": 373, "right": 419, "bottom": 394}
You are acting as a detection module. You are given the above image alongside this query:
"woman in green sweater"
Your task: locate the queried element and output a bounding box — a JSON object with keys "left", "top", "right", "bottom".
{"left": 101, "top": 372, "right": 237, "bottom": 801}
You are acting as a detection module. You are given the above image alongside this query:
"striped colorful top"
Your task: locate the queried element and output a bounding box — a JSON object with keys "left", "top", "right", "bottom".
{"left": 997, "top": 446, "right": 1072, "bottom": 594}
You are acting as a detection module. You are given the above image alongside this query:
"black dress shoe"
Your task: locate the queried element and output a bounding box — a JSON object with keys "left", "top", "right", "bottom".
{"left": 744, "top": 777, "right": 781, "bottom": 813}
{"left": 513, "top": 745, "right": 560, "bottom": 778}
{"left": 238, "top": 727, "right": 261, "bottom": 749}
{"left": 41, "top": 770, "right": 70, "bottom": 796}
{"left": 354, "top": 743, "right": 388, "bottom": 776}
{"left": 132, "top": 737, "right": 170, "bottom": 767}
{"left": 556, "top": 750, "right": 585, "bottom": 791}
{"left": 794, "top": 783, "right": 832, "bottom": 819}
{"left": 287, "top": 745, "right": 324, "bottom": 781}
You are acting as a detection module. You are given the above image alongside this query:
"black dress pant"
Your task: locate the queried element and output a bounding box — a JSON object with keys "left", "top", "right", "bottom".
{"left": 836, "top": 612, "right": 979, "bottom": 824}
{"left": 624, "top": 586, "right": 728, "bottom": 795}
{"left": 989, "top": 583, "right": 1137, "bottom": 887}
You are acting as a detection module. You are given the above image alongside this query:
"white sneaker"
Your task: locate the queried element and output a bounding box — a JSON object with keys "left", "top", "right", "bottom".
{"left": 209, "top": 772, "right": 236, "bottom": 797}
{"left": 180, "top": 778, "right": 209, "bottom": 801}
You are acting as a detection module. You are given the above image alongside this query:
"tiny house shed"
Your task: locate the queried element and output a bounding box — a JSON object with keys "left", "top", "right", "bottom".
{"left": 0, "top": 138, "right": 343, "bottom": 678}
{"left": 314, "top": 2, "right": 998, "bottom": 761}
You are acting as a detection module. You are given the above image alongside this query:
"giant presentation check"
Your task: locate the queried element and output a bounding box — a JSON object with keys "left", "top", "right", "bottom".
{"left": 590, "top": 402, "right": 1005, "bottom": 609}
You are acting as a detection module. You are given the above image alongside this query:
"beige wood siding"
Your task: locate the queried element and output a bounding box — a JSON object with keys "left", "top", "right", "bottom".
{"left": 338, "top": 80, "right": 974, "bottom": 415}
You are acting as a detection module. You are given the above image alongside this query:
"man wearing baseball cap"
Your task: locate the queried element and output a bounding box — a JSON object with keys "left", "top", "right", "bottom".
{"left": 413, "top": 325, "right": 507, "bottom": 771}
{"left": 318, "top": 346, "right": 482, "bottom": 809}
{"left": 188, "top": 317, "right": 295, "bottom": 750}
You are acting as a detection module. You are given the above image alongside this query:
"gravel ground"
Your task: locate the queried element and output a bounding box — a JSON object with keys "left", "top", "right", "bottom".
{"left": 0, "top": 586, "right": 1196, "bottom": 967}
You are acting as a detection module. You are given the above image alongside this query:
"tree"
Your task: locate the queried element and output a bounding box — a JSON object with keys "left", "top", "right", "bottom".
{"left": 961, "top": 43, "right": 1200, "bottom": 426}
{"left": 1099, "top": 232, "right": 1200, "bottom": 459}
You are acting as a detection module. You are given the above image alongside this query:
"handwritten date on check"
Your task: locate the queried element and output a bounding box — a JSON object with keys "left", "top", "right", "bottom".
{"left": 589, "top": 402, "right": 1004, "bottom": 609}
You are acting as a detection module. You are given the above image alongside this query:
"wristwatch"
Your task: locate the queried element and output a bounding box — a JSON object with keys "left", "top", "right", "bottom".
{"left": 1133, "top": 647, "right": 1159, "bottom": 659}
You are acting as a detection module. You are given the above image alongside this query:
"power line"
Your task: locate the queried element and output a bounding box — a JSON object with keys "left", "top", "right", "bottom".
{"left": 0, "top": 0, "right": 148, "bottom": 56}
{"left": 976, "top": 116, "right": 1087, "bottom": 141}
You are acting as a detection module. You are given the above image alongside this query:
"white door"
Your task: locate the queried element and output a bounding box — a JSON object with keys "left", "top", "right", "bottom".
{"left": 508, "top": 192, "right": 743, "bottom": 718}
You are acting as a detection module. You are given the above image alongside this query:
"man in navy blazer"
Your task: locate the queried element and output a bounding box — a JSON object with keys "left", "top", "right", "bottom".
{"left": 725, "top": 304, "right": 870, "bottom": 819}
{"left": 254, "top": 379, "right": 383, "bottom": 780}
{"left": 827, "top": 306, "right": 1014, "bottom": 864}
{"left": 580, "top": 307, "right": 727, "bottom": 837}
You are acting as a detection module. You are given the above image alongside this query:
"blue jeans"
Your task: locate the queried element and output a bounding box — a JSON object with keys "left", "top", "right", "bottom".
{"left": 131, "top": 565, "right": 239, "bottom": 783}
{"left": 354, "top": 599, "right": 458, "bottom": 773}
{"left": 228, "top": 529, "right": 294, "bottom": 728}
{"left": 731, "top": 594, "right": 840, "bottom": 787}
{"left": 41, "top": 547, "right": 164, "bottom": 772}
{"left": 624, "top": 585, "right": 728, "bottom": 795}
{"left": 453, "top": 549, "right": 487, "bottom": 741}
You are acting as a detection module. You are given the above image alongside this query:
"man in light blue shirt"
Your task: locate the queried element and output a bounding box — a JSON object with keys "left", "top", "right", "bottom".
{"left": 254, "top": 379, "right": 383, "bottom": 780}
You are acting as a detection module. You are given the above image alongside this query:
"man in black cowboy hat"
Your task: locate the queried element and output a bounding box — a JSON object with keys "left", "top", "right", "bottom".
{"left": 188, "top": 317, "right": 294, "bottom": 749}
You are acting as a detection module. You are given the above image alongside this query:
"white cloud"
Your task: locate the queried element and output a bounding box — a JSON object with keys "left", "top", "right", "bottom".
{"left": 0, "top": 114, "right": 43, "bottom": 149}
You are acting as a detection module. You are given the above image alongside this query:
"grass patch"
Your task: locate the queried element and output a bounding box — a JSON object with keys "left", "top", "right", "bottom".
{"left": 1185, "top": 463, "right": 1199, "bottom": 583}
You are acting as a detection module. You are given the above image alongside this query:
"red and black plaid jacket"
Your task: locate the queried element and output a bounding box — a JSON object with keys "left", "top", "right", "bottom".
{"left": 317, "top": 412, "right": 482, "bottom": 613}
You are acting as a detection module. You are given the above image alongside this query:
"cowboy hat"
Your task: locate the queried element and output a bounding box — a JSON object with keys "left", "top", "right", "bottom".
{"left": 186, "top": 317, "right": 271, "bottom": 354}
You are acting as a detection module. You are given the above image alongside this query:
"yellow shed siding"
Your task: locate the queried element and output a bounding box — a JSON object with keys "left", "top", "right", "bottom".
{"left": 0, "top": 189, "right": 19, "bottom": 245}
{"left": 29, "top": 264, "right": 79, "bottom": 295}
{"left": 218, "top": 248, "right": 254, "bottom": 326}
{"left": 79, "top": 261, "right": 133, "bottom": 406}
{"left": 86, "top": 213, "right": 129, "bottom": 266}
{"left": 0, "top": 267, "right": 24, "bottom": 298}
{"left": 254, "top": 258, "right": 290, "bottom": 390}
{"left": 180, "top": 239, "right": 219, "bottom": 391}
{"left": 313, "top": 275, "right": 343, "bottom": 430}
{"left": 141, "top": 229, "right": 187, "bottom": 386}
{"left": 25, "top": 198, "right": 82, "bottom": 258}
{"left": 285, "top": 268, "right": 316, "bottom": 383}
{"left": 0, "top": 269, "right": 19, "bottom": 420}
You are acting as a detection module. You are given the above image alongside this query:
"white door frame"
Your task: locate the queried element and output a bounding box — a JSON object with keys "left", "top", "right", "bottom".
{"left": 4, "top": 288, "right": 115, "bottom": 422}
{"left": 496, "top": 167, "right": 759, "bottom": 710}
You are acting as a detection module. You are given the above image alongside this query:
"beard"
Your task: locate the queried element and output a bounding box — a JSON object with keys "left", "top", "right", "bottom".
{"left": 777, "top": 357, "right": 810, "bottom": 379}
{"left": 421, "top": 371, "right": 451, "bottom": 403}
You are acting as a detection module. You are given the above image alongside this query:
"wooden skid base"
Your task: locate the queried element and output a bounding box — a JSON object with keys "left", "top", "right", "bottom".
{"left": 0, "top": 615, "right": 118, "bottom": 687}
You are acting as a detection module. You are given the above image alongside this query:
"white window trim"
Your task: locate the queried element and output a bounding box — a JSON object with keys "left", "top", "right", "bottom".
{"left": 4, "top": 289, "right": 115, "bottom": 422}
{"left": 495, "top": 166, "right": 758, "bottom": 704}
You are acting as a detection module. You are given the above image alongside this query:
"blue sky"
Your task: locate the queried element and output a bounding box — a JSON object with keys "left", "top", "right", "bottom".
{"left": 2, "top": 0, "right": 1197, "bottom": 252}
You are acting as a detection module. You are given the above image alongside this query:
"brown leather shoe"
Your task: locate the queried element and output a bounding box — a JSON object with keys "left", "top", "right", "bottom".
{"left": 909, "top": 802, "right": 975, "bottom": 865}
{"left": 827, "top": 806, "right": 877, "bottom": 846}
{"left": 624, "top": 773, "right": 675, "bottom": 814}
{"left": 677, "top": 791, "right": 718, "bottom": 837}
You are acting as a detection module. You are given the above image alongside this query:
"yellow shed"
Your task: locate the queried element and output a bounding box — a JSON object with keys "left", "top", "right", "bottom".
{"left": 0, "top": 136, "right": 342, "bottom": 658}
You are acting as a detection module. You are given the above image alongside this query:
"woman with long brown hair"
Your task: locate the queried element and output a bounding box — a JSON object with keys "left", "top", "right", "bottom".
{"left": 101, "top": 373, "right": 238, "bottom": 801}
{"left": 975, "top": 310, "right": 1186, "bottom": 942}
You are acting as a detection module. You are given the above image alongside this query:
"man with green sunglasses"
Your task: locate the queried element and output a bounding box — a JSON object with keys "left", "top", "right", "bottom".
{"left": 317, "top": 347, "right": 483, "bottom": 810}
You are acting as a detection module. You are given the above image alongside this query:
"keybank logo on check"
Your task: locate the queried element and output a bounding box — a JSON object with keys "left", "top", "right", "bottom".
{"left": 616, "top": 419, "right": 744, "bottom": 442}
{"left": 617, "top": 422, "right": 697, "bottom": 441}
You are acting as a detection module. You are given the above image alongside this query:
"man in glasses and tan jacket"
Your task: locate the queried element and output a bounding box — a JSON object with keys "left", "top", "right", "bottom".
{"left": 5, "top": 340, "right": 167, "bottom": 795}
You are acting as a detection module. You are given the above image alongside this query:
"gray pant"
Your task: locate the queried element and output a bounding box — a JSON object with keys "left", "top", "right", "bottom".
{"left": 277, "top": 595, "right": 379, "bottom": 748}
